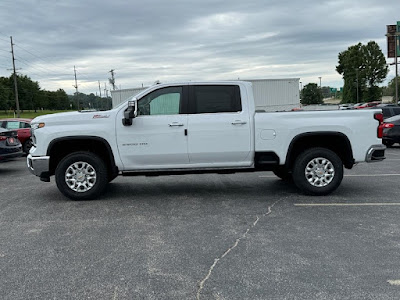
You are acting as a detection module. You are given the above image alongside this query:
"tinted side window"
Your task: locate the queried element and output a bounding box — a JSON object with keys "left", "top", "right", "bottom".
{"left": 193, "top": 85, "right": 241, "bottom": 114}
{"left": 392, "top": 107, "right": 400, "bottom": 117}
{"left": 138, "top": 86, "right": 182, "bottom": 116}
{"left": 22, "top": 122, "right": 31, "bottom": 128}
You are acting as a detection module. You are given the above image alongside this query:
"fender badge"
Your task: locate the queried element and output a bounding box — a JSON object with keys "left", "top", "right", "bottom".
{"left": 93, "top": 114, "right": 110, "bottom": 119}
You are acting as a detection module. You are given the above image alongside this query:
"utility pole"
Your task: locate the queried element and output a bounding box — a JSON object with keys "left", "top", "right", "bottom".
{"left": 396, "top": 35, "right": 399, "bottom": 103}
{"left": 73, "top": 66, "right": 79, "bottom": 110}
{"left": 98, "top": 80, "right": 102, "bottom": 98}
{"left": 10, "top": 36, "right": 20, "bottom": 118}
{"left": 108, "top": 69, "right": 116, "bottom": 90}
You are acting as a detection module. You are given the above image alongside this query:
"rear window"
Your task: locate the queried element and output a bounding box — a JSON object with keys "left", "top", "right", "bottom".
{"left": 192, "top": 85, "right": 242, "bottom": 114}
{"left": 6, "top": 121, "right": 20, "bottom": 129}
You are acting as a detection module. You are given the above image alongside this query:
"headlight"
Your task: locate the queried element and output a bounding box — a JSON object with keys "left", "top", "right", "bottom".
{"left": 31, "top": 123, "right": 45, "bottom": 130}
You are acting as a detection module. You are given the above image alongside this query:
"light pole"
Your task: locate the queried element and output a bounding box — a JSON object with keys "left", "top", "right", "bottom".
{"left": 356, "top": 69, "right": 359, "bottom": 103}
{"left": 299, "top": 81, "right": 303, "bottom": 102}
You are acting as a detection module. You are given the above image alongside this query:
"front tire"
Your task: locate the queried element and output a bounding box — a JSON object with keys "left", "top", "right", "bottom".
{"left": 292, "top": 148, "right": 343, "bottom": 196}
{"left": 55, "top": 152, "right": 108, "bottom": 200}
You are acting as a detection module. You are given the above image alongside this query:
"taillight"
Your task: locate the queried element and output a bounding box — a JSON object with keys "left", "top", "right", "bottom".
{"left": 383, "top": 123, "right": 395, "bottom": 128}
{"left": 382, "top": 123, "right": 395, "bottom": 137}
{"left": 0, "top": 136, "right": 6, "bottom": 141}
{"left": 374, "top": 113, "right": 383, "bottom": 124}
{"left": 378, "top": 125, "right": 384, "bottom": 138}
{"left": 374, "top": 113, "right": 384, "bottom": 138}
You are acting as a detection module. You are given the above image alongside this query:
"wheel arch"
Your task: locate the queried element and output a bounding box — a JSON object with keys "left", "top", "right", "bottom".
{"left": 285, "top": 132, "right": 354, "bottom": 170}
{"left": 47, "top": 136, "right": 118, "bottom": 180}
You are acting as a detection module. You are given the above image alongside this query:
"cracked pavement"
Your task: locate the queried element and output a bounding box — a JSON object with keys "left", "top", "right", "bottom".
{"left": 1, "top": 147, "right": 400, "bottom": 299}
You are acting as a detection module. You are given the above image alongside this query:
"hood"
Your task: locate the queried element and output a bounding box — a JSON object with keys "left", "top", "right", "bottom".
{"left": 31, "top": 111, "right": 113, "bottom": 125}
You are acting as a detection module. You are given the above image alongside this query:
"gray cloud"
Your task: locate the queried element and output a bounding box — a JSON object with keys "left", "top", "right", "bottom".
{"left": 0, "top": 0, "right": 398, "bottom": 94}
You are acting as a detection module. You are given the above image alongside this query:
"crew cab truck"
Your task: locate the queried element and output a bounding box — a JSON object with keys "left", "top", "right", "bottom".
{"left": 27, "top": 81, "right": 386, "bottom": 200}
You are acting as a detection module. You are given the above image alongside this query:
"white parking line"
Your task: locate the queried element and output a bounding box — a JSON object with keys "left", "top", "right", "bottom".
{"left": 259, "top": 174, "right": 400, "bottom": 178}
{"left": 344, "top": 174, "right": 400, "bottom": 177}
{"left": 388, "top": 280, "right": 400, "bottom": 286}
{"left": 294, "top": 203, "right": 400, "bottom": 207}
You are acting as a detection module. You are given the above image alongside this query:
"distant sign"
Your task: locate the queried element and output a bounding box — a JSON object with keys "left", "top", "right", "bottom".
{"left": 387, "top": 24, "right": 397, "bottom": 58}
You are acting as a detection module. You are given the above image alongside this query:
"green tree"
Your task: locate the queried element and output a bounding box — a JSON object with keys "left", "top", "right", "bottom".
{"left": 14, "top": 74, "right": 41, "bottom": 111}
{"left": 336, "top": 43, "right": 365, "bottom": 103}
{"left": 0, "top": 79, "right": 11, "bottom": 111}
{"left": 336, "top": 41, "right": 388, "bottom": 103}
{"left": 362, "top": 41, "right": 388, "bottom": 100}
{"left": 0, "top": 76, "right": 14, "bottom": 111}
{"left": 301, "top": 83, "right": 323, "bottom": 105}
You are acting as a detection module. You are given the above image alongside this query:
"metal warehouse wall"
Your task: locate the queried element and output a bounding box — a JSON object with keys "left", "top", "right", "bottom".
{"left": 111, "top": 79, "right": 300, "bottom": 111}
{"left": 247, "top": 79, "right": 300, "bottom": 112}
{"left": 111, "top": 87, "right": 147, "bottom": 108}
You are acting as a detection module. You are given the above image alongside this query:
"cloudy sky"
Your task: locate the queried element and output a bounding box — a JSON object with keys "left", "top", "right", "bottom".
{"left": 0, "top": 0, "right": 398, "bottom": 95}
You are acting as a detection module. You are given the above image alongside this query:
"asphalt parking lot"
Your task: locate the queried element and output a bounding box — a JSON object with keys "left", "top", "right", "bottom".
{"left": 1, "top": 147, "right": 400, "bottom": 300}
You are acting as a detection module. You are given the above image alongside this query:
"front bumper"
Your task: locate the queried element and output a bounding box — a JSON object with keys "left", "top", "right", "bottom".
{"left": 27, "top": 154, "right": 50, "bottom": 178}
{"left": 365, "top": 144, "right": 386, "bottom": 162}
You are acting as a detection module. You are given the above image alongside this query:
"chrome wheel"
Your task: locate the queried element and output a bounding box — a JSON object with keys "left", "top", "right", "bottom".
{"left": 305, "top": 157, "right": 335, "bottom": 187}
{"left": 65, "top": 161, "right": 97, "bottom": 192}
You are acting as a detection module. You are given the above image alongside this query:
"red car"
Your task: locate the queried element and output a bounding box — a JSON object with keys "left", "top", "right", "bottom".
{"left": 354, "top": 101, "right": 381, "bottom": 109}
{"left": 0, "top": 118, "right": 33, "bottom": 154}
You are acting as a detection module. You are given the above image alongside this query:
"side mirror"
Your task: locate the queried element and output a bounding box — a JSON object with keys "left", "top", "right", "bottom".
{"left": 122, "top": 100, "right": 137, "bottom": 126}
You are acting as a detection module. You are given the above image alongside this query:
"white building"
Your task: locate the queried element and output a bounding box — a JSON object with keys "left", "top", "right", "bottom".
{"left": 111, "top": 78, "right": 300, "bottom": 111}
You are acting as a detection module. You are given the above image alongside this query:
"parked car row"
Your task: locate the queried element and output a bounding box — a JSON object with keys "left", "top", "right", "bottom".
{"left": 339, "top": 101, "right": 382, "bottom": 110}
{"left": 339, "top": 103, "right": 400, "bottom": 120}
{"left": 0, "top": 118, "right": 32, "bottom": 154}
{"left": 382, "top": 115, "right": 400, "bottom": 147}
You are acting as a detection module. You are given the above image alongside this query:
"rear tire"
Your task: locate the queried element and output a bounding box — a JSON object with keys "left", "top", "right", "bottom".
{"left": 55, "top": 152, "right": 108, "bottom": 200}
{"left": 383, "top": 140, "right": 394, "bottom": 147}
{"left": 292, "top": 147, "right": 343, "bottom": 196}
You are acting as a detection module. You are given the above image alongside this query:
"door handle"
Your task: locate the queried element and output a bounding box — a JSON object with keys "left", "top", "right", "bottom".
{"left": 168, "top": 123, "right": 184, "bottom": 127}
{"left": 231, "top": 120, "right": 247, "bottom": 125}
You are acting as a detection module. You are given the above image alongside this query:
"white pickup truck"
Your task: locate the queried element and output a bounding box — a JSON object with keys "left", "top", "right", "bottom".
{"left": 27, "top": 81, "right": 386, "bottom": 200}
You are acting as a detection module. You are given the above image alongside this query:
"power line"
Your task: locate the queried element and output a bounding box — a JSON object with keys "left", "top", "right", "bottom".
{"left": 14, "top": 41, "right": 71, "bottom": 74}
{"left": 14, "top": 55, "right": 70, "bottom": 77}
